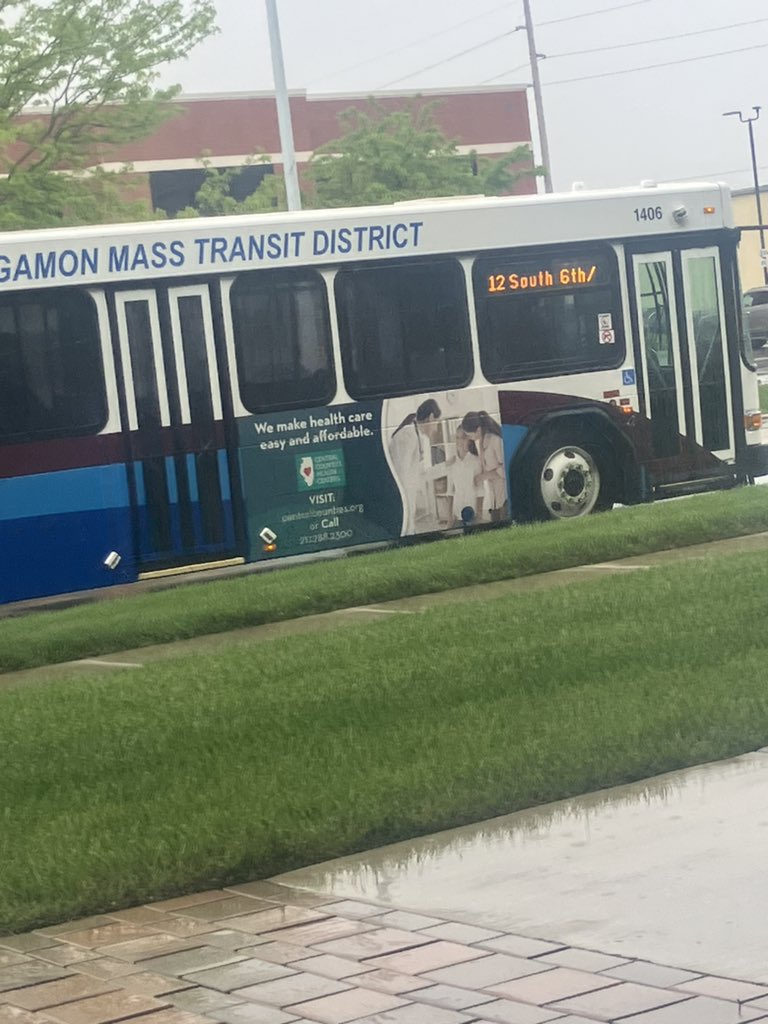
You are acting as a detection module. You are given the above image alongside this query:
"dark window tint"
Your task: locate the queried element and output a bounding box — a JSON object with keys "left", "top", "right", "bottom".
{"left": 335, "top": 259, "right": 472, "bottom": 400}
{"left": 177, "top": 294, "right": 214, "bottom": 425}
{"left": 473, "top": 250, "right": 624, "bottom": 381}
{"left": 230, "top": 269, "right": 335, "bottom": 413}
{"left": 0, "top": 288, "right": 106, "bottom": 444}
{"left": 124, "top": 299, "right": 162, "bottom": 430}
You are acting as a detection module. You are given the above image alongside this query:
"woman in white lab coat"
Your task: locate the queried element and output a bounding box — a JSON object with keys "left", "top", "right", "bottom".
{"left": 388, "top": 398, "right": 441, "bottom": 534}
{"left": 461, "top": 410, "right": 508, "bottom": 522}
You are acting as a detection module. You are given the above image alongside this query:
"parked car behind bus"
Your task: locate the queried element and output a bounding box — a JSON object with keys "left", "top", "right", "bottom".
{"left": 744, "top": 286, "right": 768, "bottom": 348}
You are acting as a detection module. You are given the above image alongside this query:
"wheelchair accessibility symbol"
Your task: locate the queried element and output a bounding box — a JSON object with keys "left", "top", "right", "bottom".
{"left": 622, "top": 369, "right": 636, "bottom": 386}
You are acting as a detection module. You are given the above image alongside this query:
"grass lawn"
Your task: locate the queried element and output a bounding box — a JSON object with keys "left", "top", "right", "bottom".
{"left": 2, "top": 546, "right": 768, "bottom": 934}
{"left": 2, "top": 486, "right": 768, "bottom": 673}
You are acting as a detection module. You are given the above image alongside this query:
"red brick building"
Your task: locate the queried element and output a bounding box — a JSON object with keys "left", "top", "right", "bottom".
{"left": 95, "top": 86, "right": 535, "bottom": 214}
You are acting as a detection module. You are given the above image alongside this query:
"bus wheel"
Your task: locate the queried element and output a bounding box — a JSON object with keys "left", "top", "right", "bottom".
{"left": 528, "top": 441, "right": 608, "bottom": 520}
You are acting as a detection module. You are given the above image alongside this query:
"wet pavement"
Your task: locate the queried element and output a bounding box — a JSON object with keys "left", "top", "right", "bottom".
{"left": 4, "top": 537, "right": 768, "bottom": 1022}
{"left": 279, "top": 751, "right": 768, "bottom": 985}
{"left": 3, "top": 759, "right": 768, "bottom": 1024}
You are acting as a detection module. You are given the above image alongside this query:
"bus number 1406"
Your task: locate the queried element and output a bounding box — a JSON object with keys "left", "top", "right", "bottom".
{"left": 634, "top": 206, "right": 663, "bottom": 222}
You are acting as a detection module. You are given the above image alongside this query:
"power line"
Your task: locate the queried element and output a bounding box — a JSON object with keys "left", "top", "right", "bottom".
{"left": 482, "top": 17, "right": 768, "bottom": 85}
{"left": 376, "top": 0, "right": 656, "bottom": 92}
{"left": 681, "top": 164, "right": 768, "bottom": 181}
{"left": 307, "top": 2, "right": 514, "bottom": 86}
{"left": 380, "top": 29, "right": 522, "bottom": 89}
{"left": 546, "top": 42, "right": 768, "bottom": 86}
{"left": 537, "top": 0, "right": 653, "bottom": 26}
{"left": 550, "top": 17, "right": 768, "bottom": 61}
{"left": 481, "top": 62, "right": 531, "bottom": 85}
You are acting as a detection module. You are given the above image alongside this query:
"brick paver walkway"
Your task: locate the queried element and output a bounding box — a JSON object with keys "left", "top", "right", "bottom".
{"left": 2, "top": 881, "right": 767, "bottom": 1024}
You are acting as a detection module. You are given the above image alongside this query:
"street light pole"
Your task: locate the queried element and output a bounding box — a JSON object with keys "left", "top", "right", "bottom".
{"left": 521, "top": 0, "right": 553, "bottom": 193}
{"left": 724, "top": 106, "right": 767, "bottom": 285}
{"left": 265, "top": 0, "right": 301, "bottom": 211}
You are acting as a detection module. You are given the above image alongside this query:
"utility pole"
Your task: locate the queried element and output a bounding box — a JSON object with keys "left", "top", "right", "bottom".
{"left": 724, "top": 107, "right": 767, "bottom": 285}
{"left": 521, "top": 0, "right": 553, "bottom": 193}
{"left": 265, "top": 0, "right": 301, "bottom": 211}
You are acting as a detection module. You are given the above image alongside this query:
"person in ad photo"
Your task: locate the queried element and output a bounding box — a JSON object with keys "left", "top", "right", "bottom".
{"left": 461, "top": 410, "right": 508, "bottom": 523}
{"left": 388, "top": 398, "right": 442, "bottom": 533}
{"left": 446, "top": 426, "right": 484, "bottom": 526}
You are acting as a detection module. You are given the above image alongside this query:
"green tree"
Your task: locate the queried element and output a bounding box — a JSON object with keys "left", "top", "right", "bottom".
{"left": 177, "top": 156, "right": 287, "bottom": 218}
{"left": 306, "top": 102, "right": 538, "bottom": 208}
{"left": 0, "top": 0, "right": 217, "bottom": 229}
{"left": 184, "top": 100, "right": 540, "bottom": 216}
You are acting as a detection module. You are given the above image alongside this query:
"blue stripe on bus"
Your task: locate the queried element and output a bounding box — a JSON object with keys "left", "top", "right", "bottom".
{"left": 186, "top": 453, "right": 198, "bottom": 503}
{"left": 503, "top": 424, "right": 530, "bottom": 519}
{"left": 0, "top": 463, "right": 130, "bottom": 521}
{"left": 135, "top": 461, "right": 146, "bottom": 505}
{"left": 166, "top": 456, "right": 178, "bottom": 505}
{"left": 0, "top": 505, "right": 136, "bottom": 603}
{"left": 502, "top": 424, "right": 529, "bottom": 464}
{"left": 218, "top": 450, "right": 231, "bottom": 502}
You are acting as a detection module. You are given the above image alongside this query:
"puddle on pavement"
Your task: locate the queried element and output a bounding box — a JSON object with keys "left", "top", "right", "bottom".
{"left": 278, "top": 751, "right": 768, "bottom": 982}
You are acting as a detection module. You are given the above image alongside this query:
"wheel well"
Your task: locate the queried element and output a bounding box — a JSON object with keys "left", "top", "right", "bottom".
{"left": 511, "top": 410, "right": 640, "bottom": 506}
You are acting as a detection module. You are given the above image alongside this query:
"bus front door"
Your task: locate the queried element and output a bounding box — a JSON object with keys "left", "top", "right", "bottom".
{"left": 630, "top": 247, "right": 735, "bottom": 478}
{"left": 114, "top": 285, "right": 239, "bottom": 573}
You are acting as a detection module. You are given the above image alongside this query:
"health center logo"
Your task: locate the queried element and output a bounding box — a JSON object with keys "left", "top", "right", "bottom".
{"left": 298, "top": 456, "right": 315, "bottom": 488}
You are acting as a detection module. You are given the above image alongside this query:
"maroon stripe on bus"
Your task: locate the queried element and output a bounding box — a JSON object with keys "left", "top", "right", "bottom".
{"left": 126, "top": 422, "right": 227, "bottom": 461}
{"left": 0, "top": 422, "right": 228, "bottom": 480}
{"left": 0, "top": 433, "right": 125, "bottom": 479}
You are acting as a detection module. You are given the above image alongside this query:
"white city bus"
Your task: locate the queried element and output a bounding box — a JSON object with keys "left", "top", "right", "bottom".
{"left": 0, "top": 180, "right": 764, "bottom": 604}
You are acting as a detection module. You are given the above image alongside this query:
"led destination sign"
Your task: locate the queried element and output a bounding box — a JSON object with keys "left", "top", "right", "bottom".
{"left": 486, "top": 262, "right": 603, "bottom": 295}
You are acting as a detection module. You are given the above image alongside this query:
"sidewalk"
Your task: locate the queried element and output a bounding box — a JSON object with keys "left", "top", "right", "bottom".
{"left": 3, "top": 867, "right": 768, "bottom": 1024}
{"left": 4, "top": 535, "right": 768, "bottom": 1023}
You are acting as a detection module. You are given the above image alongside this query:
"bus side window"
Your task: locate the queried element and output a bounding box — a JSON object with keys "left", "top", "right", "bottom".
{"left": 0, "top": 289, "right": 106, "bottom": 444}
{"left": 473, "top": 250, "right": 624, "bottom": 383}
{"left": 335, "top": 258, "right": 472, "bottom": 400}
{"left": 230, "top": 268, "right": 336, "bottom": 414}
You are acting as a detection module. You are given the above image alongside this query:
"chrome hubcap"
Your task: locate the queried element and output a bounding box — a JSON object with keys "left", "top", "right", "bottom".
{"left": 539, "top": 445, "right": 600, "bottom": 519}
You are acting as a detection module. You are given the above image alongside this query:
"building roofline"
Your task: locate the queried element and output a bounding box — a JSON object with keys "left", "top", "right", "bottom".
{"left": 175, "top": 85, "right": 528, "bottom": 103}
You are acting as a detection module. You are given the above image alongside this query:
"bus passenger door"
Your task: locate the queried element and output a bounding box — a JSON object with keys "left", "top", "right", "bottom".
{"left": 679, "top": 248, "right": 734, "bottom": 461}
{"left": 630, "top": 249, "right": 735, "bottom": 473}
{"left": 631, "top": 253, "right": 685, "bottom": 459}
{"left": 114, "top": 286, "right": 238, "bottom": 572}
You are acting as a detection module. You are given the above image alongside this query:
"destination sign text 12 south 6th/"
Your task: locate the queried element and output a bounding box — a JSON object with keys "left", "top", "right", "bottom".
{"left": 486, "top": 264, "right": 600, "bottom": 295}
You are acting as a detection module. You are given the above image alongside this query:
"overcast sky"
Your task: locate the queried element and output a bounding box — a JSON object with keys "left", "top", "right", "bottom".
{"left": 163, "top": 0, "right": 768, "bottom": 194}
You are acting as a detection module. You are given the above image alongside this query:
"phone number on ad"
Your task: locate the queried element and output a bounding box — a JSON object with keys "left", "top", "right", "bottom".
{"left": 299, "top": 529, "right": 354, "bottom": 545}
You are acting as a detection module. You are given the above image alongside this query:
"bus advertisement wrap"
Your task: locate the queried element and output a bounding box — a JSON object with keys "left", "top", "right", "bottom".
{"left": 236, "top": 389, "right": 509, "bottom": 558}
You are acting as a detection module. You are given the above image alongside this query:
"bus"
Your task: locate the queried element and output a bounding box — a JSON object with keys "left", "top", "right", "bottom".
{"left": 1, "top": 181, "right": 766, "bottom": 605}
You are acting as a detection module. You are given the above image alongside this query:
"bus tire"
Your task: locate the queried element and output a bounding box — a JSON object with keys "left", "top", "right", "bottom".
{"left": 519, "top": 435, "right": 613, "bottom": 521}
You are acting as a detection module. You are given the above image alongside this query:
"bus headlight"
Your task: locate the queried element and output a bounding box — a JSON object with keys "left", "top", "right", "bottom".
{"left": 744, "top": 411, "right": 763, "bottom": 432}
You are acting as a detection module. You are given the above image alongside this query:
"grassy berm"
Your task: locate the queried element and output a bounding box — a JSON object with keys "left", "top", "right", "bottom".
{"left": 2, "top": 485, "right": 768, "bottom": 672}
{"left": 1, "top": 544, "right": 768, "bottom": 933}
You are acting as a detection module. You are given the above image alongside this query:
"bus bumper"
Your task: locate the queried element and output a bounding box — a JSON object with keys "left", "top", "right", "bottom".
{"left": 743, "top": 443, "right": 768, "bottom": 480}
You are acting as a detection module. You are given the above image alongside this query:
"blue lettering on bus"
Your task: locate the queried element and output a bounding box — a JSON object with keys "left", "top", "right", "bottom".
{"left": 194, "top": 232, "right": 306, "bottom": 266}
{"left": 169, "top": 240, "right": 185, "bottom": 267}
{"left": 82, "top": 248, "right": 98, "bottom": 275}
{"left": 35, "top": 252, "right": 57, "bottom": 279}
{"left": 0, "top": 220, "right": 425, "bottom": 287}
{"left": 59, "top": 250, "right": 79, "bottom": 277}
{"left": 312, "top": 222, "right": 423, "bottom": 257}
{"left": 109, "top": 245, "right": 130, "bottom": 273}
{"left": 13, "top": 255, "right": 32, "bottom": 281}
{"left": 109, "top": 241, "right": 186, "bottom": 274}
{"left": 131, "top": 244, "right": 150, "bottom": 271}
{"left": 0, "top": 246, "right": 101, "bottom": 283}
{"left": 210, "top": 238, "right": 228, "bottom": 262}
